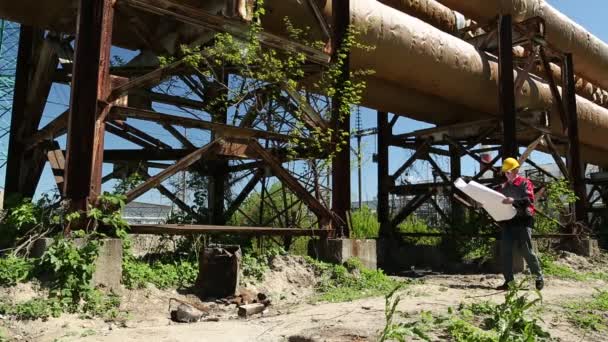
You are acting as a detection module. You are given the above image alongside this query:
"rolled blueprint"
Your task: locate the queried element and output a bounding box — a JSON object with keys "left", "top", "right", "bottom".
{"left": 454, "top": 178, "right": 516, "bottom": 222}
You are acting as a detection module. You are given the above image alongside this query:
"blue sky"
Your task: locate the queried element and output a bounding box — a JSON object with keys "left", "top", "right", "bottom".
{"left": 2, "top": 0, "right": 606, "bottom": 204}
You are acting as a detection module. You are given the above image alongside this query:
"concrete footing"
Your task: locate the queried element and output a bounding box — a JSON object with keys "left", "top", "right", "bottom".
{"left": 31, "top": 238, "right": 123, "bottom": 292}
{"left": 310, "top": 239, "right": 377, "bottom": 270}
{"left": 563, "top": 239, "right": 600, "bottom": 257}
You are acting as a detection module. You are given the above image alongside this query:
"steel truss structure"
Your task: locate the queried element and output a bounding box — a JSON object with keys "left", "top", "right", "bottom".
{"left": 4, "top": 0, "right": 351, "bottom": 238}
{"left": 377, "top": 15, "right": 597, "bottom": 240}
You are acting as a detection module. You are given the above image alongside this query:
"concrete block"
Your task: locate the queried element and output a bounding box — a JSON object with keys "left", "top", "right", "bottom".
{"left": 31, "top": 238, "right": 123, "bottom": 292}
{"left": 310, "top": 239, "right": 377, "bottom": 270}
{"left": 570, "top": 239, "right": 600, "bottom": 257}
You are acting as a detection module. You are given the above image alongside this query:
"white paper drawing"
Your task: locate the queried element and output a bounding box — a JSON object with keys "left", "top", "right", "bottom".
{"left": 454, "top": 178, "right": 516, "bottom": 222}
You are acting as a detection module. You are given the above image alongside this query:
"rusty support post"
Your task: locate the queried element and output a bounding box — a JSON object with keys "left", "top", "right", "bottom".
{"left": 64, "top": 0, "right": 114, "bottom": 211}
{"left": 207, "top": 73, "right": 229, "bottom": 225}
{"left": 5, "top": 26, "right": 36, "bottom": 203}
{"left": 377, "top": 111, "right": 391, "bottom": 237}
{"left": 563, "top": 53, "right": 587, "bottom": 223}
{"left": 498, "top": 15, "right": 517, "bottom": 159}
{"left": 449, "top": 144, "right": 464, "bottom": 226}
{"left": 331, "top": 0, "right": 350, "bottom": 237}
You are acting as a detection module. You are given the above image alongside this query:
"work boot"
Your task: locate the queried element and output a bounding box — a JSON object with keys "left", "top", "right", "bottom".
{"left": 535, "top": 278, "right": 544, "bottom": 291}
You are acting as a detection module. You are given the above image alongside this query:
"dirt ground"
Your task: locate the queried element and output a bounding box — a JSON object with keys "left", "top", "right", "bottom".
{"left": 1, "top": 254, "right": 607, "bottom": 342}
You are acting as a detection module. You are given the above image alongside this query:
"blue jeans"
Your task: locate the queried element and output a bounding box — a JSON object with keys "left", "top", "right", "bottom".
{"left": 501, "top": 217, "right": 543, "bottom": 283}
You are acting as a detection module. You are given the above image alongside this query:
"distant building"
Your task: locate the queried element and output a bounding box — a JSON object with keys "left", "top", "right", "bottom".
{"left": 122, "top": 201, "right": 173, "bottom": 224}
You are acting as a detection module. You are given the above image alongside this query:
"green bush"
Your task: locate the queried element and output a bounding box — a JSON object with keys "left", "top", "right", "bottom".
{"left": 350, "top": 206, "right": 379, "bottom": 238}
{"left": 122, "top": 257, "right": 198, "bottom": 290}
{"left": 398, "top": 216, "right": 441, "bottom": 246}
{"left": 0, "top": 298, "right": 62, "bottom": 320}
{"left": 0, "top": 255, "right": 36, "bottom": 286}
{"left": 310, "top": 257, "right": 403, "bottom": 302}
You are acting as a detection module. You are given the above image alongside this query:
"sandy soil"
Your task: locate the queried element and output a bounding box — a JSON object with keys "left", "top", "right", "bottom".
{"left": 1, "top": 254, "right": 607, "bottom": 342}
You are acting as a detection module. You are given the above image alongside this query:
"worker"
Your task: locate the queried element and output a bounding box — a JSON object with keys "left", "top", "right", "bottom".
{"left": 496, "top": 157, "right": 544, "bottom": 291}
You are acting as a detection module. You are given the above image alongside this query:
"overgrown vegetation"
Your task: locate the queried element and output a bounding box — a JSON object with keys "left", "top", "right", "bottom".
{"left": 380, "top": 279, "right": 551, "bottom": 341}
{"left": 535, "top": 179, "right": 578, "bottom": 235}
{"left": 350, "top": 206, "right": 380, "bottom": 239}
{"left": 539, "top": 253, "right": 608, "bottom": 281}
{"left": 564, "top": 290, "right": 608, "bottom": 331}
{"left": 0, "top": 194, "right": 129, "bottom": 321}
{"left": 309, "top": 257, "right": 403, "bottom": 303}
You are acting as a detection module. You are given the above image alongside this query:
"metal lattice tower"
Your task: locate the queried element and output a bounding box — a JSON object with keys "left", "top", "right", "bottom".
{"left": 0, "top": 20, "right": 19, "bottom": 170}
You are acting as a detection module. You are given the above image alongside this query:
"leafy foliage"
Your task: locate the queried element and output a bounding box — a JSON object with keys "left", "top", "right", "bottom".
{"left": 380, "top": 279, "right": 550, "bottom": 341}
{"left": 122, "top": 257, "right": 198, "bottom": 290}
{"left": 535, "top": 179, "right": 577, "bottom": 234}
{"left": 241, "top": 245, "right": 285, "bottom": 282}
{"left": 0, "top": 254, "right": 36, "bottom": 286}
{"left": 350, "top": 206, "right": 380, "bottom": 239}
{"left": 564, "top": 290, "right": 608, "bottom": 331}
{"left": 309, "top": 257, "right": 403, "bottom": 302}
{"left": 398, "top": 215, "right": 442, "bottom": 246}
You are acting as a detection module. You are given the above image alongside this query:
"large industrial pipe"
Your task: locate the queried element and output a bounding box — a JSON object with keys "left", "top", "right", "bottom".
{"left": 379, "top": 0, "right": 608, "bottom": 109}
{"left": 378, "top": 0, "right": 465, "bottom": 33}
{"left": 350, "top": 0, "right": 608, "bottom": 162}
{"left": 436, "top": 0, "right": 608, "bottom": 93}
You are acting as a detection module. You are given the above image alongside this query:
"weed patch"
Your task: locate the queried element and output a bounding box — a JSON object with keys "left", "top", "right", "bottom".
{"left": 0, "top": 254, "right": 36, "bottom": 286}
{"left": 564, "top": 290, "right": 608, "bottom": 331}
{"left": 309, "top": 258, "right": 403, "bottom": 302}
{"left": 379, "top": 279, "right": 550, "bottom": 341}
{"left": 122, "top": 257, "right": 197, "bottom": 290}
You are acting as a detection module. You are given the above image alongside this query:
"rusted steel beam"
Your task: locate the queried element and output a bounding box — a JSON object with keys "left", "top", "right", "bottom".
{"left": 563, "top": 53, "right": 587, "bottom": 223}
{"left": 129, "top": 224, "right": 330, "bottom": 237}
{"left": 5, "top": 26, "right": 37, "bottom": 200}
{"left": 108, "top": 60, "right": 185, "bottom": 102}
{"left": 498, "top": 15, "right": 517, "bottom": 159}
{"left": 64, "top": 0, "right": 114, "bottom": 210}
{"left": 449, "top": 144, "right": 464, "bottom": 225}
{"left": 106, "top": 122, "right": 156, "bottom": 149}
{"left": 392, "top": 182, "right": 450, "bottom": 196}
{"left": 46, "top": 141, "right": 66, "bottom": 192}
{"left": 138, "top": 169, "right": 203, "bottom": 221}
{"left": 544, "top": 135, "right": 569, "bottom": 178}
{"left": 121, "top": 0, "right": 330, "bottom": 65}
{"left": 5, "top": 31, "right": 58, "bottom": 200}
{"left": 224, "top": 169, "right": 263, "bottom": 222}
{"left": 525, "top": 158, "right": 558, "bottom": 181}
{"left": 227, "top": 161, "right": 264, "bottom": 173}
{"left": 248, "top": 140, "right": 337, "bottom": 228}
{"left": 391, "top": 140, "right": 431, "bottom": 183}
{"left": 24, "top": 110, "right": 68, "bottom": 151}
{"left": 111, "top": 120, "right": 172, "bottom": 149}
{"left": 390, "top": 192, "right": 433, "bottom": 228}
{"left": 125, "top": 139, "right": 220, "bottom": 203}
{"left": 329, "top": 0, "right": 350, "bottom": 236}
{"left": 111, "top": 106, "right": 300, "bottom": 142}
{"left": 282, "top": 86, "right": 329, "bottom": 131}
{"left": 539, "top": 47, "right": 568, "bottom": 132}
{"left": 518, "top": 134, "right": 545, "bottom": 165}
{"left": 143, "top": 90, "right": 205, "bottom": 110}
{"left": 472, "top": 154, "right": 501, "bottom": 181}
{"left": 162, "top": 124, "right": 196, "bottom": 149}
{"left": 207, "top": 72, "right": 229, "bottom": 225}
{"left": 377, "top": 111, "right": 397, "bottom": 238}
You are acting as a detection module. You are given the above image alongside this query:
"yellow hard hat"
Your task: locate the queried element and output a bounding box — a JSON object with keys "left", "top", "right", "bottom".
{"left": 501, "top": 157, "right": 520, "bottom": 172}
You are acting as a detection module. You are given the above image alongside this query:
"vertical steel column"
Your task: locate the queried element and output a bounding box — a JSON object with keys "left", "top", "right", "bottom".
{"left": 357, "top": 134, "right": 362, "bottom": 210}
{"left": 377, "top": 111, "right": 391, "bottom": 237}
{"left": 498, "top": 15, "right": 517, "bottom": 159}
{"left": 331, "top": 0, "right": 351, "bottom": 236}
{"left": 208, "top": 73, "right": 229, "bottom": 225}
{"left": 4, "top": 26, "right": 35, "bottom": 203}
{"left": 449, "top": 144, "right": 463, "bottom": 225}
{"left": 64, "top": 0, "right": 114, "bottom": 210}
{"left": 563, "top": 53, "right": 587, "bottom": 222}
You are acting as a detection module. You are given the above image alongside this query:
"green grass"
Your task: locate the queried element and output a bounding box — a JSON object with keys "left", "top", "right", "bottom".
{"left": 309, "top": 257, "right": 404, "bottom": 303}
{"left": 565, "top": 290, "right": 608, "bottom": 331}
{"left": 539, "top": 253, "right": 608, "bottom": 282}
{"left": 122, "top": 257, "right": 197, "bottom": 289}
{"left": 350, "top": 206, "right": 379, "bottom": 239}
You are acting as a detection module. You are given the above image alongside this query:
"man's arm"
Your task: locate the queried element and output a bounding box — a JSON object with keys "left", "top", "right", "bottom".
{"left": 513, "top": 180, "right": 534, "bottom": 208}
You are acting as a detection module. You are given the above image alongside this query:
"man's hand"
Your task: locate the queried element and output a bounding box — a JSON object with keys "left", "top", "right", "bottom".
{"left": 502, "top": 197, "right": 514, "bottom": 204}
